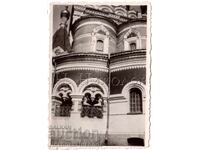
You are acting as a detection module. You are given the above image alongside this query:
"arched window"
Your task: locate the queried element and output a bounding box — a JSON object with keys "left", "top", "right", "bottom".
{"left": 92, "top": 25, "right": 109, "bottom": 53}
{"left": 130, "top": 42, "right": 136, "bottom": 50}
{"left": 96, "top": 40, "right": 104, "bottom": 52}
{"left": 130, "top": 88, "right": 142, "bottom": 113}
{"left": 54, "top": 84, "right": 73, "bottom": 117}
{"left": 81, "top": 85, "right": 104, "bottom": 118}
{"left": 124, "top": 28, "right": 141, "bottom": 51}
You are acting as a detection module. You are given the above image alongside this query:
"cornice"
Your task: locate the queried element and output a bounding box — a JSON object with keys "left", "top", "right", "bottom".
{"left": 53, "top": 52, "right": 108, "bottom": 59}
{"left": 56, "top": 60, "right": 108, "bottom": 73}
{"left": 110, "top": 64, "right": 146, "bottom": 72}
{"left": 56, "top": 67, "right": 108, "bottom": 73}
{"left": 53, "top": 52, "right": 108, "bottom": 65}
{"left": 110, "top": 49, "right": 146, "bottom": 63}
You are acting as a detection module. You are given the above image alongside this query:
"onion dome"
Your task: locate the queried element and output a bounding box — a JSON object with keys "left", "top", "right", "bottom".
{"left": 60, "top": 7, "right": 70, "bottom": 20}
{"left": 53, "top": 27, "right": 71, "bottom": 52}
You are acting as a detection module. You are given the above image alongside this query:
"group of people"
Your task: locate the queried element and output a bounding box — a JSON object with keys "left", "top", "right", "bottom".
{"left": 81, "top": 93, "right": 104, "bottom": 118}
{"left": 54, "top": 92, "right": 104, "bottom": 118}
{"left": 82, "top": 93, "right": 103, "bottom": 107}
{"left": 55, "top": 92, "right": 73, "bottom": 117}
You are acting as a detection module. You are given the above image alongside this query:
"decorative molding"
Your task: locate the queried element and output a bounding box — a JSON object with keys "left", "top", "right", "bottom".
{"left": 74, "top": 33, "right": 92, "bottom": 41}
{"left": 99, "top": 5, "right": 115, "bottom": 13}
{"left": 114, "top": 7, "right": 127, "bottom": 16}
{"left": 128, "top": 10, "right": 137, "bottom": 18}
{"left": 57, "top": 60, "right": 107, "bottom": 69}
{"left": 124, "top": 28, "right": 141, "bottom": 39}
{"left": 75, "top": 21, "right": 116, "bottom": 33}
{"left": 110, "top": 96, "right": 125, "bottom": 100}
{"left": 56, "top": 67, "right": 108, "bottom": 73}
{"left": 56, "top": 61, "right": 108, "bottom": 72}
{"left": 110, "top": 52, "right": 146, "bottom": 64}
{"left": 109, "top": 100, "right": 128, "bottom": 104}
{"left": 78, "top": 78, "right": 108, "bottom": 97}
{"left": 122, "top": 81, "right": 146, "bottom": 99}
{"left": 92, "top": 25, "right": 110, "bottom": 53}
{"left": 110, "top": 58, "right": 146, "bottom": 72}
{"left": 110, "top": 57, "right": 145, "bottom": 65}
{"left": 109, "top": 94, "right": 127, "bottom": 102}
{"left": 118, "top": 24, "right": 146, "bottom": 35}
{"left": 82, "top": 85, "right": 104, "bottom": 97}
{"left": 111, "top": 64, "right": 146, "bottom": 72}
{"left": 93, "top": 24, "right": 109, "bottom": 36}
{"left": 124, "top": 27, "right": 142, "bottom": 50}
{"left": 121, "top": 81, "right": 146, "bottom": 114}
{"left": 53, "top": 52, "right": 108, "bottom": 62}
{"left": 53, "top": 78, "right": 78, "bottom": 96}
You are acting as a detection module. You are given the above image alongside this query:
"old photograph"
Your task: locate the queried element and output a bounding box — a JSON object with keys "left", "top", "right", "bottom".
{"left": 49, "top": 3, "right": 150, "bottom": 147}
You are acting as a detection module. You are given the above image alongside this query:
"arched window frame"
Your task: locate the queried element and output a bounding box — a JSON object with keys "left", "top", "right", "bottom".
{"left": 122, "top": 81, "right": 146, "bottom": 115}
{"left": 78, "top": 78, "right": 108, "bottom": 97}
{"left": 82, "top": 86, "right": 104, "bottom": 99}
{"left": 128, "top": 10, "right": 137, "bottom": 19}
{"left": 52, "top": 78, "right": 78, "bottom": 96}
{"left": 99, "top": 5, "right": 114, "bottom": 13}
{"left": 51, "top": 78, "right": 78, "bottom": 117}
{"left": 129, "top": 88, "right": 143, "bottom": 114}
{"left": 114, "top": 7, "right": 128, "bottom": 17}
{"left": 52, "top": 84, "right": 74, "bottom": 117}
{"left": 124, "top": 28, "right": 142, "bottom": 51}
{"left": 92, "top": 25, "right": 109, "bottom": 53}
{"left": 78, "top": 78, "right": 108, "bottom": 112}
{"left": 80, "top": 84, "right": 105, "bottom": 118}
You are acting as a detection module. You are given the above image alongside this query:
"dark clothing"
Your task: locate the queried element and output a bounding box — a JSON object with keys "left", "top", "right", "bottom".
{"left": 86, "top": 99, "right": 98, "bottom": 106}
{"left": 60, "top": 98, "right": 73, "bottom": 107}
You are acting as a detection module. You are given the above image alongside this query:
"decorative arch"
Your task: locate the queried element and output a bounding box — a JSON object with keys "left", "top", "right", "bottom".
{"left": 122, "top": 81, "right": 146, "bottom": 114}
{"left": 114, "top": 6, "right": 127, "bottom": 12}
{"left": 124, "top": 28, "right": 142, "bottom": 50}
{"left": 99, "top": 5, "right": 114, "bottom": 13}
{"left": 86, "top": 5, "right": 98, "bottom": 9}
{"left": 122, "top": 81, "right": 146, "bottom": 99}
{"left": 78, "top": 78, "right": 108, "bottom": 97}
{"left": 128, "top": 10, "right": 137, "bottom": 19}
{"left": 53, "top": 78, "right": 78, "bottom": 96}
{"left": 82, "top": 85, "right": 104, "bottom": 98}
{"left": 114, "top": 7, "right": 128, "bottom": 17}
{"left": 93, "top": 25, "right": 109, "bottom": 36}
{"left": 92, "top": 25, "right": 110, "bottom": 53}
{"left": 124, "top": 28, "right": 141, "bottom": 39}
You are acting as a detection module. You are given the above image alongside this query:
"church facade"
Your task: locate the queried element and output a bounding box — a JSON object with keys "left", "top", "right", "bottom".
{"left": 50, "top": 4, "right": 150, "bottom": 147}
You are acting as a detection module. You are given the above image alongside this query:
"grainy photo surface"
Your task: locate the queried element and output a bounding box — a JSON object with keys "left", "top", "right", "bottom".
{"left": 49, "top": 3, "right": 151, "bottom": 148}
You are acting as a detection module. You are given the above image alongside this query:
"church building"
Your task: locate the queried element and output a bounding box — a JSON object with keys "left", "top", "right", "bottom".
{"left": 50, "top": 4, "right": 149, "bottom": 147}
